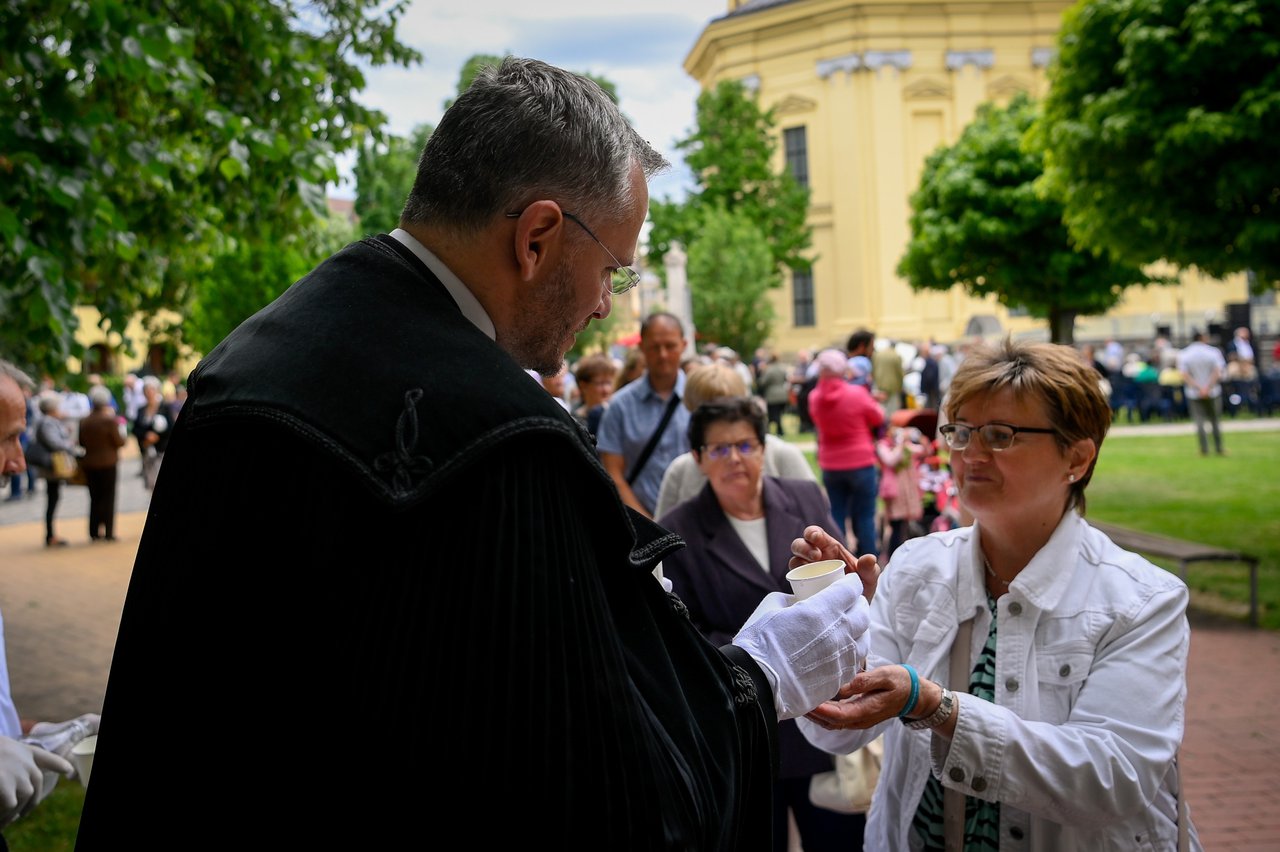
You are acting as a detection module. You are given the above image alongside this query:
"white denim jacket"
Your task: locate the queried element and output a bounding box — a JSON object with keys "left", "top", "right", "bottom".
{"left": 800, "top": 512, "right": 1202, "bottom": 851}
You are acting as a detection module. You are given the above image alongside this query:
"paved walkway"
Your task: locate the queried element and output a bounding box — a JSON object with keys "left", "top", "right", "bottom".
{"left": 0, "top": 435, "right": 1277, "bottom": 848}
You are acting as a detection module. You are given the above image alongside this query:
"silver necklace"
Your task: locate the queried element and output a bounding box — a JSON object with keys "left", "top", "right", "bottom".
{"left": 984, "top": 558, "right": 1010, "bottom": 587}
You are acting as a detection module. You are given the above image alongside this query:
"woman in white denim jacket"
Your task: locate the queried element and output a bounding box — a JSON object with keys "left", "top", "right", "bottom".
{"left": 790, "top": 339, "right": 1200, "bottom": 851}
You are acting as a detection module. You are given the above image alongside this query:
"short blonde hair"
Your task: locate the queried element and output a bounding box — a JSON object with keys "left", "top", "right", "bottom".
{"left": 944, "top": 338, "right": 1111, "bottom": 513}
{"left": 683, "top": 363, "right": 747, "bottom": 411}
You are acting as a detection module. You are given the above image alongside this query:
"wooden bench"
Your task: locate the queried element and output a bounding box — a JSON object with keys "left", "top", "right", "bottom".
{"left": 1092, "top": 521, "right": 1260, "bottom": 627}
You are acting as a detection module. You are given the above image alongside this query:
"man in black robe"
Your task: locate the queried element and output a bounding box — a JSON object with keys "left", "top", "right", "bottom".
{"left": 76, "top": 58, "right": 873, "bottom": 849}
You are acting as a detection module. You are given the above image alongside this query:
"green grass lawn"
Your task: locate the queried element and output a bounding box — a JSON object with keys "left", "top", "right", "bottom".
{"left": 1087, "top": 429, "right": 1280, "bottom": 629}
{"left": 5, "top": 778, "right": 84, "bottom": 851}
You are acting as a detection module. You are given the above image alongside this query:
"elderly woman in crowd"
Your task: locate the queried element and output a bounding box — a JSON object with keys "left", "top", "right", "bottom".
{"left": 653, "top": 363, "right": 815, "bottom": 519}
{"left": 133, "top": 376, "right": 171, "bottom": 490}
{"left": 790, "top": 338, "right": 1199, "bottom": 850}
{"left": 658, "top": 396, "right": 867, "bottom": 852}
{"left": 26, "top": 391, "right": 79, "bottom": 547}
{"left": 78, "top": 385, "right": 126, "bottom": 542}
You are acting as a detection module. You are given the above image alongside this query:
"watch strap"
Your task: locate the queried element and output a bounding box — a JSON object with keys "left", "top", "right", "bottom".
{"left": 902, "top": 687, "right": 954, "bottom": 730}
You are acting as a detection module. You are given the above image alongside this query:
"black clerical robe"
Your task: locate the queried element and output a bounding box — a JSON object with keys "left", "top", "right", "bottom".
{"left": 75, "top": 236, "right": 777, "bottom": 850}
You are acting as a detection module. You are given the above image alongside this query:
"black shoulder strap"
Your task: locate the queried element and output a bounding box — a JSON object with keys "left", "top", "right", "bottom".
{"left": 626, "top": 392, "right": 682, "bottom": 487}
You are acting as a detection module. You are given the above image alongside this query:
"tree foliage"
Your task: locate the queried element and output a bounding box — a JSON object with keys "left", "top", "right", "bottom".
{"left": 354, "top": 123, "right": 434, "bottom": 235}
{"left": 647, "top": 80, "right": 810, "bottom": 355}
{"left": 184, "top": 211, "right": 358, "bottom": 356}
{"left": 898, "top": 94, "right": 1159, "bottom": 344}
{"left": 0, "top": 0, "right": 419, "bottom": 376}
{"left": 686, "top": 205, "right": 779, "bottom": 357}
{"left": 1035, "top": 0, "right": 1280, "bottom": 287}
{"left": 648, "top": 80, "right": 811, "bottom": 276}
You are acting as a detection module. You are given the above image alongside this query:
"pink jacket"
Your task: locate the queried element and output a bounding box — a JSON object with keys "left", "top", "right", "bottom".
{"left": 808, "top": 377, "right": 884, "bottom": 470}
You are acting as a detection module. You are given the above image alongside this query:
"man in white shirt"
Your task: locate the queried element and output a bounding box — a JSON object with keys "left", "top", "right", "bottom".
{"left": 1176, "top": 330, "right": 1227, "bottom": 455}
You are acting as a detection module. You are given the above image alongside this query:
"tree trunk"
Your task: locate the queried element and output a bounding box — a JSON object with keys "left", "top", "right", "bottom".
{"left": 1047, "top": 308, "right": 1077, "bottom": 345}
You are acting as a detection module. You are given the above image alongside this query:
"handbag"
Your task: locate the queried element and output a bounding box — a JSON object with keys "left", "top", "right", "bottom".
{"left": 50, "top": 450, "right": 77, "bottom": 481}
{"left": 808, "top": 734, "right": 884, "bottom": 814}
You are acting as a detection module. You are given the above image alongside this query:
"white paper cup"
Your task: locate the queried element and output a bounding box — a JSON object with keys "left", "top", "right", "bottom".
{"left": 785, "top": 559, "right": 846, "bottom": 601}
{"left": 70, "top": 734, "right": 97, "bottom": 788}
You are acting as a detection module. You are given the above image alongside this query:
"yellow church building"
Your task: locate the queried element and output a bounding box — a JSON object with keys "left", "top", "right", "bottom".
{"left": 684, "top": 0, "right": 1257, "bottom": 353}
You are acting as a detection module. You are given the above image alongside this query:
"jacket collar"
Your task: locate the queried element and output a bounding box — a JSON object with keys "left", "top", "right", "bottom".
{"left": 965, "top": 511, "right": 1084, "bottom": 614}
{"left": 689, "top": 476, "right": 806, "bottom": 594}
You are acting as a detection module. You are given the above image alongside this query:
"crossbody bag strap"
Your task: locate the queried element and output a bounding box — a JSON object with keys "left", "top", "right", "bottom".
{"left": 943, "top": 617, "right": 975, "bottom": 852}
{"left": 626, "top": 392, "right": 681, "bottom": 487}
{"left": 1177, "top": 748, "right": 1190, "bottom": 852}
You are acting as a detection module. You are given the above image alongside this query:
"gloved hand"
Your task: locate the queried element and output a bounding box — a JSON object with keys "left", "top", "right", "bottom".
{"left": 732, "top": 573, "right": 870, "bottom": 720}
{"left": 0, "top": 736, "right": 73, "bottom": 827}
{"left": 24, "top": 713, "right": 99, "bottom": 762}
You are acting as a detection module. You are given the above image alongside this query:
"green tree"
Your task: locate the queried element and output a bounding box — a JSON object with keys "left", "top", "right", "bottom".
{"left": 184, "top": 210, "right": 358, "bottom": 356}
{"left": 898, "top": 94, "right": 1158, "bottom": 344}
{"left": 354, "top": 123, "right": 434, "bottom": 234}
{"left": 0, "top": 0, "right": 419, "bottom": 376}
{"left": 648, "top": 80, "right": 811, "bottom": 276}
{"left": 647, "top": 80, "right": 810, "bottom": 354}
{"left": 686, "top": 205, "right": 779, "bottom": 356}
{"left": 1036, "top": 0, "right": 1280, "bottom": 287}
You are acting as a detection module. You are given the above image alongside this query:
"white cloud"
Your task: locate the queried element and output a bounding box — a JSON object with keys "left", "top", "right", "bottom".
{"left": 331, "top": 0, "right": 726, "bottom": 203}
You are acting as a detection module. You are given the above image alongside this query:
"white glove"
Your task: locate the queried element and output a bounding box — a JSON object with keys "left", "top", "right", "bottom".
{"left": 24, "top": 713, "right": 99, "bottom": 761}
{"left": 732, "top": 573, "right": 870, "bottom": 720}
{"left": 0, "top": 736, "right": 73, "bottom": 827}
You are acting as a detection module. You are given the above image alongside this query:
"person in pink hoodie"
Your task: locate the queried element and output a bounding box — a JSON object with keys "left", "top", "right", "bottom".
{"left": 808, "top": 348, "right": 886, "bottom": 557}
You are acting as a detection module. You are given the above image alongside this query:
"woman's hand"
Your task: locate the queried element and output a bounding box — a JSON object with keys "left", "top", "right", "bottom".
{"left": 804, "top": 664, "right": 931, "bottom": 730}
{"left": 790, "top": 525, "right": 880, "bottom": 602}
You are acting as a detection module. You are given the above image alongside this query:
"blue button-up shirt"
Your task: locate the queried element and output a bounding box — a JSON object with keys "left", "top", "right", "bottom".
{"left": 596, "top": 370, "right": 690, "bottom": 514}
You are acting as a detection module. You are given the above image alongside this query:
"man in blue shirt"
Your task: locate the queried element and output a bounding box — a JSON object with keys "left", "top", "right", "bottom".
{"left": 597, "top": 311, "right": 689, "bottom": 517}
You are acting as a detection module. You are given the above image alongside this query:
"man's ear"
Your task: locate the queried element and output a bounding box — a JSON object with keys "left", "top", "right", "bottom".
{"left": 510, "top": 200, "right": 564, "bottom": 283}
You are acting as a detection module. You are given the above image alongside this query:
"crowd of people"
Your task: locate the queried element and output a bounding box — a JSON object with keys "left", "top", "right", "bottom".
{"left": 1, "top": 371, "right": 186, "bottom": 548}
{"left": 0, "top": 55, "right": 1237, "bottom": 849}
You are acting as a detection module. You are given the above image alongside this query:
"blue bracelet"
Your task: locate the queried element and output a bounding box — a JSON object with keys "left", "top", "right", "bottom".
{"left": 898, "top": 664, "right": 921, "bottom": 718}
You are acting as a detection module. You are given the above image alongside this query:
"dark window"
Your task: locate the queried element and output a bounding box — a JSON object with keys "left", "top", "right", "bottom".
{"left": 793, "top": 270, "right": 815, "bottom": 327}
{"left": 784, "top": 126, "right": 808, "bottom": 187}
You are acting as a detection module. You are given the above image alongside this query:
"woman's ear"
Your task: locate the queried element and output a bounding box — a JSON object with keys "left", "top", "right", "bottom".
{"left": 1067, "top": 438, "right": 1096, "bottom": 480}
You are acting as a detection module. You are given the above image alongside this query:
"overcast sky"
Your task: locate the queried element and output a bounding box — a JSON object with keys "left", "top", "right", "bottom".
{"left": 332, "top": 0, "right": 730, "bottom": 204}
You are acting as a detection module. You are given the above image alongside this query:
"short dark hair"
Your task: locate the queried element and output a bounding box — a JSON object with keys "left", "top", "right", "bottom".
{"left": 846, "top": 329, "right": 874, "bottom": 354}
{"left": 641, "top": 311, "right": 684, "bottom": 340}
{"left": 400, "top": 57, "right": 668, "bottom": 234}
{"left": 688, "top": 396, "right": 766, "bottom": 455}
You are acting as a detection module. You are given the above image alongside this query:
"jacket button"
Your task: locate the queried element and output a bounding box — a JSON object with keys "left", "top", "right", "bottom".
{"left": 972, "top": 776, "right": 988, "bottom": 792}
{"left": 1010, "top": 826, "right": 1024, "bottom": 840}
{"left": 1005, "top": 677, "right": 1020, "bottom": 693}
{"left": 1008, "top": 601, "right": 1022, "bottom": 616}
{"left": 949, "top": 767, "right": 966, "bottom": 783}
{"left": 1059, "top": 663, "right": 1072, "bottom": 677}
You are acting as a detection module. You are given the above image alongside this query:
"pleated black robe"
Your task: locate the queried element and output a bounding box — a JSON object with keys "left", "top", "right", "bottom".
{"left": 75, "top": 236, "right": 777, "bottom": 850}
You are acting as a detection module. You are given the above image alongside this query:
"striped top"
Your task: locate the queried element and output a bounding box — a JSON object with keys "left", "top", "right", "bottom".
{"left": 910, "top": 593, "right": 1001, "bottom": 850}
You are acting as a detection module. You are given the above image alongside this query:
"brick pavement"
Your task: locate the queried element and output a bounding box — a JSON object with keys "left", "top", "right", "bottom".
{"left": 0, "top": 450, "right": 1277, "bottom": 847}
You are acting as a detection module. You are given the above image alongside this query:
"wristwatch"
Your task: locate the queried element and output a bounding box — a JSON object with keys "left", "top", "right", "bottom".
{"left": 902, "top": 687, "right": 955, "bottom": 730}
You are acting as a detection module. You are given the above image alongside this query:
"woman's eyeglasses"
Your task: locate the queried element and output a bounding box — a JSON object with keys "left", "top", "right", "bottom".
{"left": 701, "top": 440, "right": 763, "bottom": 461}
{"left": 938, "top": 422, "right": 1055, "bottom": 452}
